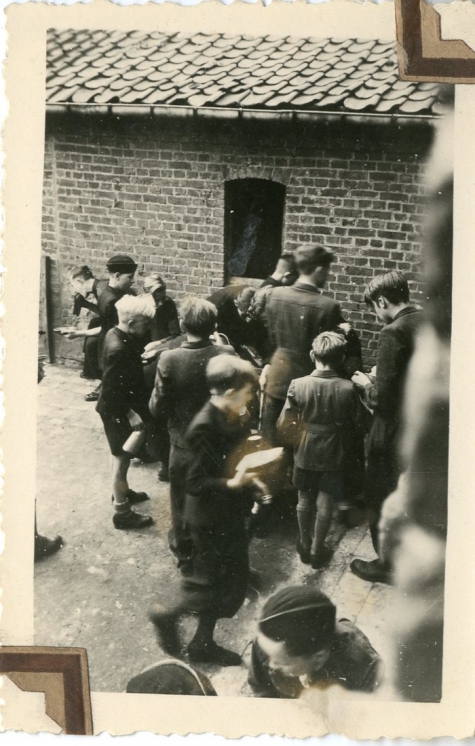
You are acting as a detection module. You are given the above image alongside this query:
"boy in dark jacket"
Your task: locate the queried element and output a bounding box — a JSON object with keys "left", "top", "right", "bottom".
{"left": 149, "top": 297, "right": 235, "bottom": 559}
{"left": 278, "top": 332, "right": 363, "bottom": 568}
{"left": 96, "top": 294, "right": 156, "bottom": 530}
{"left": 150, "top": 356, "right": 267, "bottom": 667}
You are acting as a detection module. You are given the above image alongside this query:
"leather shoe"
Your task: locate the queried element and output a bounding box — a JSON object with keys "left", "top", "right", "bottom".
{"left": 310, "top": 543, "right": 333, "bottom": 569}
{"left": 157, "top": 464, "right": 169, "bottom": 482}
{"left": 187, "top": 641, "right": 241, "bottom": 667}
{"left": 113, "top": 509, "right": 153, "bottom": 530}
{"left": 350, "top": 558, "right": 391, "bottom": 584}
{"left": 84, "top": 390, "right": 99, "bottom": 402}
{"left": 35, "top": 534, "right": 63, "bottom": 562}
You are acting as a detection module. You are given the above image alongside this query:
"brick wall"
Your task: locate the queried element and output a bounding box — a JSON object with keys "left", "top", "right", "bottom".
{"left": 42, "top": 113, "right": 434, "bottom": 366}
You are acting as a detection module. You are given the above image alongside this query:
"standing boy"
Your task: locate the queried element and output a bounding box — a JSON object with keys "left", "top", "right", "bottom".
{"left": 149, "top": 297, "right": 235, "bottom": 559}
{"left": 96, "top": 294, "right": 156, "bottom": 530}
{"left": 351, "top": 270, "right": 422, "bottom": 583}
{"left": 263, "top": 244, "right": 344, "bottom": 445}
{"left": 277, "top": 332, "right": 364, "bottom": 568}
{"left": 85, "top": 254, "right": 137, "bottom": 402}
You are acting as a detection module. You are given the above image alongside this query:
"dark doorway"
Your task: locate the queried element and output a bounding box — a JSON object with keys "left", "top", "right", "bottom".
{"left": 224, "top": 178, "right": 286, "bottom": 281}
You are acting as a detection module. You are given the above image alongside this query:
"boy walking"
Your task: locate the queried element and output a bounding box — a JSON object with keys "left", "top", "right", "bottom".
{"left": 96, "top": 294, "right": 156, "bottom": 530}
{"left": 278, "top": 332, "right": 363, "bottom": 568}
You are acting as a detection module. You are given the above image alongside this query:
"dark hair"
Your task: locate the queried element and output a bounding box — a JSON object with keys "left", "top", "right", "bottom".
{"left": 206, "top": 355, "right": 257, "bottom": 395}
{"left": 363, "top": 270, "right": 410, "bottom": 307}
{"left": 69, "top": 265, "right": 94, "bottom": 281}
{"left": 312, "top": 332, "right": 347, "bottom": 366}
{"left": 179, "top": 297, "right": 218, "bottom": 337}
{"left": 295, "top": 245, "right": 334, "bottom": 275}
{"left": 278, "top": 253, "right": 297, "bottom": 272}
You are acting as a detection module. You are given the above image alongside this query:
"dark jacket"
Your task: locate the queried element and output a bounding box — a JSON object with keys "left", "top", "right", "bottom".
{"left": 149, "top": 340, "right": 235, "bottom": 448}
{"left": 150, "top": 295, "right": 180, "bottom": 343}
{"left": 365, "top": 306, "right": 423, "bottom": 450}
{"left": 265, "top": 282, "right": 345, "bottom": 400}
{"left": 277, "top": 370, "right": 363, "bottom": 472}
{"left": 96, "top": 327, "right": 150, "bottom": 421}
{"left": 184, "top": 401, "right": 254, "bottom": 529}
{"left": 97, "top": 284, "right": 134, "bottom": 367}
{"left": 248, "top": 618, "right": 382, "bottom": 698}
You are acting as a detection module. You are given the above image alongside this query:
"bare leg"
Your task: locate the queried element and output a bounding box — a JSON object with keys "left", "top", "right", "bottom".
{"left": 111, "top": 454, "right": 131, "bottom": 508}
{"left": 311, "top": 491, "right": 333, "bottom": 556}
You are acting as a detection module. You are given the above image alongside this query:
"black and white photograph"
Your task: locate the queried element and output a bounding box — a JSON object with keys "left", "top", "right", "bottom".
{"left": 0, "top": 0, "right": 465, "bottom": 735}
{"left": 31, "top": 16, "right": 454, "bottom": 706}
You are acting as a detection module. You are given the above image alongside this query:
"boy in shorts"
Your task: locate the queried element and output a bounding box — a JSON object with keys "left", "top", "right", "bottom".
{"left": 96, "top": 294, "right": 156, "bottom": 530}
{"left": 277, "top": 332, "right": 363, "bottom": 568}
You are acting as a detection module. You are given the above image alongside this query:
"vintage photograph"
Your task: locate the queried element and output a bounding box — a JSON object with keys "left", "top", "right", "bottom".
{"left": 32, "top": 17, "right": 451, "bottom": 707}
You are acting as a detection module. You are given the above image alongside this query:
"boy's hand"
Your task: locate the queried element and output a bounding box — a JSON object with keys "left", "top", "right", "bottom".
{"left": 142, "top": 349, "right": 159, "bottom": 362}
{"left": 128, "top": 411, "right": 145, "bottom": 431}
{"left": 352, "top": 371, "right": 372, "bottom": 388}
{"left": 338, "top": 322, "right": 352, "bottom": 335}
{"left": 66, "top": 330, "right": 84, "bottom": 339}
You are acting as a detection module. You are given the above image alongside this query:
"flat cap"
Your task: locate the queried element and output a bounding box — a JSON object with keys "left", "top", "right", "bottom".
{"left": 106, "top": 254, "right": 138, "bottom": 273}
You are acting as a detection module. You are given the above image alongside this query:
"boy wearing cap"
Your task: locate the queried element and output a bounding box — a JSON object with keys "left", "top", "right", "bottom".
{"left": 96, "top": 294, "right": 156, "bottom": 530}
{"left": 84, "top": 254, "right": 138, "bottom": 402}
{"left": 248, "top": 586, "right": 381, "bottom": 698}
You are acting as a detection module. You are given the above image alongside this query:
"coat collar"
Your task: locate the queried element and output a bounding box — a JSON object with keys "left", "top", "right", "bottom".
{"left": 293, "top": 282, "right": 320, "bottom": 294}
{"left": 181, "top": 339, "right": 213, "bottom": 350}
{"left": 393, "top": 305, "right": 420, "bottom": 322}
{"left": 310, "top": 370, "right": 339, "bottom": 378}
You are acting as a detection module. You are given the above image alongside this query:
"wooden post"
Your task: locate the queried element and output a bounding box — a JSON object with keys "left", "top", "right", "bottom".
{"left": 43, "top": 255, "right": 56, "bottom": 364}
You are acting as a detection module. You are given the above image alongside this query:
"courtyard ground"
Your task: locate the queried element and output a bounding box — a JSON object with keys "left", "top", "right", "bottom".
{"left": 35, "top": 363, "right": 396, "bottom": 696}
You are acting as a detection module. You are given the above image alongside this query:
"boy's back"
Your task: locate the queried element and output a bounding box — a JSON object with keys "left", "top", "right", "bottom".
{"left": 278, "top": 370, "right": 361, "bottom": 472}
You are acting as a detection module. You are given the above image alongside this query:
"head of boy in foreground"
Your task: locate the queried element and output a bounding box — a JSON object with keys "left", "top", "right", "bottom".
{"left": 115, "top": 294, "right": 156, "bottom": 340}
{"left": 310, "top": 331, "right": 347, "bottom": 371}
{"left": 206, "top": 355, "right": 258, "bottom": 416}
{"left": 257, "top": 586, "right": 337, "bottom": 677}
{"left": 179, "top": 297, "right": 218, "bottom": 339}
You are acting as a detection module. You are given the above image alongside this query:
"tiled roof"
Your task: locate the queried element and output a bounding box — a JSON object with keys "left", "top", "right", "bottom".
{"left": 46, "top": 29, "right": 443, "bottom": 117}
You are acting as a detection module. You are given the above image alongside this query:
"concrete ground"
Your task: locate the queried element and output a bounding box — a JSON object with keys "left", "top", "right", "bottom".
{"left": 35, "top": 363, "right": 396, "bottom": 696}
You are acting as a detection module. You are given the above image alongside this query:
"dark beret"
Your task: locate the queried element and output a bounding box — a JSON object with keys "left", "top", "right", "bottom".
{"left": 126, "top": 660, "right": 217, "bottom": 696}
{"left": 259, "top": 586, "right": 336, "bottom": 655}
{"left": 106, "top": 254, "right": 138, "bottom": 273}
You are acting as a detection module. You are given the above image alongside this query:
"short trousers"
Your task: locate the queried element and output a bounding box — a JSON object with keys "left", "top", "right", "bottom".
{"left": 99, "top": 412, "right": 132, "bottom": 457}
{"left": 293, "top": 465, "right": 344, "bottom": 499}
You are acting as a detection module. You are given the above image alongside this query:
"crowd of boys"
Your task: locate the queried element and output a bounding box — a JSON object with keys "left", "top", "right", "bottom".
{"left": 47, "top": 243, "right": 422, "bottom": 698}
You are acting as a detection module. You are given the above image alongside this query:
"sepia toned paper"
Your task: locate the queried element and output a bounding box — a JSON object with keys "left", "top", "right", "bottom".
{"left": 1, "top": 0, "right": 475, "bottom": 738}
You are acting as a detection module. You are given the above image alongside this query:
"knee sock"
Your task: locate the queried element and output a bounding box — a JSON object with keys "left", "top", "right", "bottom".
{"left": 312, "top": 505, "right": 332, "bottom": 555}
{"left": 297, "top": 505, "right": 313, "bottom": 550}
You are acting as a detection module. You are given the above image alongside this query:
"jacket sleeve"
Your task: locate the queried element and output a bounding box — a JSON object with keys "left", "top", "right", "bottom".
{"left": 364, "top": 325, "right": 406, "bottom": 418}
{"left": 185, "top": 422, "right": 253, "bottom": 508}
{"left": 149, "top": 352, "right": 172, "bottom": 419}
{"left": 101, "top": 348, "right": 134, "bottom": 414}
{"left": 276, "top": 380, "right": 302, "bottom": 449}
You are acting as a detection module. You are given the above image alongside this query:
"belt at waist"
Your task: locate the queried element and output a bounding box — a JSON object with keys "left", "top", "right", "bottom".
{"left": 304, "top": 423, "right": 340, "bottom": 434}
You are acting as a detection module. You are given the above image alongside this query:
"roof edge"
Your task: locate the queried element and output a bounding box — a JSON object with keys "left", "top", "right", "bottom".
{"left": 46, "top": 102, "right": 439, "bottom": 124}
